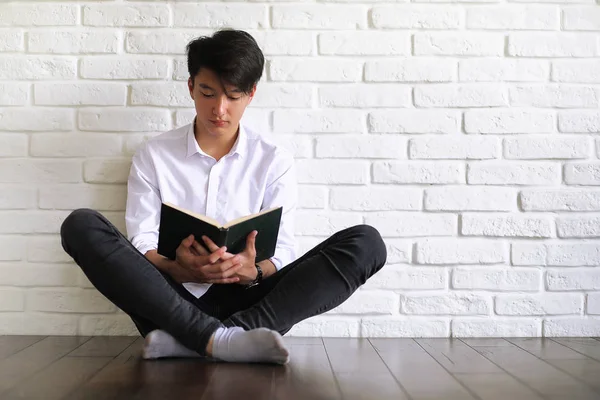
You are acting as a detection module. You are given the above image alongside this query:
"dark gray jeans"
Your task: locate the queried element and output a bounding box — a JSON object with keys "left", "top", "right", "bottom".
{"left": 60, "top": 208, "right": 387, "bottom": 356}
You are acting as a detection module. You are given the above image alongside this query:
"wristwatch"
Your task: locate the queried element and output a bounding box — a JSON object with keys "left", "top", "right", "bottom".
{"left": 245, "top": 263, "right": 263, "bottom": 288}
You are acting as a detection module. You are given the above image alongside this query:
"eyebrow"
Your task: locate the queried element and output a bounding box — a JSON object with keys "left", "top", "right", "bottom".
{"left": 198, "top": 83, "right": 242, "bottom": 93}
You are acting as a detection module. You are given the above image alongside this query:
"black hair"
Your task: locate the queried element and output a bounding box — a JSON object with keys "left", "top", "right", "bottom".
{"left": 186, "top": 29, "right": 264, "bottom": 94}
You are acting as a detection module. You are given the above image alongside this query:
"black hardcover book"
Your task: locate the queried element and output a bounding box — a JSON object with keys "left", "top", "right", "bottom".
{"left": 157, "top": 202, "right": 283, "bottom": 261}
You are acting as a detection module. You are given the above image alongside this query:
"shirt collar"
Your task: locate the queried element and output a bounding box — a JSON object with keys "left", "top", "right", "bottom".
{"left": 186, "top": 118, "right": 246, "bottom": 160}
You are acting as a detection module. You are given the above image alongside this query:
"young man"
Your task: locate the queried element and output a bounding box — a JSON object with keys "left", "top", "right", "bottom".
{"left": 60, "top": 29, "right": 387, "bottom": 365}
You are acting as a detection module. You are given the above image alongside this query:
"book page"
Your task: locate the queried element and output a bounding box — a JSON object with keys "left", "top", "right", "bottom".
{"left": 163, "top": 202, "right": 222, "bottom": 227}
{"left": 223, "top": 206, "right": 281, "bottom": 229}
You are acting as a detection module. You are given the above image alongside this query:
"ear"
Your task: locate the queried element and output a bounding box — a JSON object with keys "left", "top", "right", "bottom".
{"left": 188, "top": 78, "right": 194, "bottom": 99}
{"left": 246, "top": 84, "right": 257, "bottom": 104}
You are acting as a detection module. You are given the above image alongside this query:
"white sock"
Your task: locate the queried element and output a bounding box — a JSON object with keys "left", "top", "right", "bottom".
{"left": 212, "top": 327, "right": 289, "bottom": 365}
{"left": 142, "top": 330, "right": 201, "bottom": 359}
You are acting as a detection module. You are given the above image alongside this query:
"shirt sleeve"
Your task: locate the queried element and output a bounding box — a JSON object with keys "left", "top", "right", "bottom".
{"left": 261, "top": 149, "right": 297, "bottom": 270}
{"left": 125, "top": 142, "right": 162, "bottom": 256}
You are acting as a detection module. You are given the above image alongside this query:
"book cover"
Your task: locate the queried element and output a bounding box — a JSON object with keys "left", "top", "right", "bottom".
{"left": 157, "top": 202, "right": 283, "bottom": 262}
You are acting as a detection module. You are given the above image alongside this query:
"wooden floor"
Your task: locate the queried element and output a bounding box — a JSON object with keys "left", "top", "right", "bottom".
{"left": 1, "top": 336, "right": 600, "bottom": 400}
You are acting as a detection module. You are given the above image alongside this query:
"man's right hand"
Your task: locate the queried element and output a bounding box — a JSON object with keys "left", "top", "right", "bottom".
{"left": 175, "top": 234, "right": 243, "bottom": 284}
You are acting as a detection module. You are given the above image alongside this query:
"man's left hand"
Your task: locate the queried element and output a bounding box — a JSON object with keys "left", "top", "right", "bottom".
{"left": 198, "top": 231, "right": 259, "bottom": 285}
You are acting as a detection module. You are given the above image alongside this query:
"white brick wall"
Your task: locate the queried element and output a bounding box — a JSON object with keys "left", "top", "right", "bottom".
{"left": 0, "top": 0, "right": 599, "bottom": 337}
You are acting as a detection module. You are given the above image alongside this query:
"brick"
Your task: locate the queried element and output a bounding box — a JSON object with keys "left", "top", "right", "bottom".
{"left": 369, "top": 110, "right": 460, "bottom": 134}
{"left": 547, "top": 243, "right": 600, "bottom": 267}
{"left": 415, "top": 84, "right": 508, "bottom": 108}
{"left": 0, "top": 264, "right": 79, "bottom": 287}
{"left": 0, "top": 313, "right": 78, "bottom": 335}
{"left": 365, "top": 59, "right": 456, "bottom": 83}
{"left": 327, "top": 291, "right": 397, "bottom": 315}
{"left": 288, "top": 317, "right": 360, "bottom": 337}
{"left": 0, "top": 57, "right": 76, "bottom": 80}
{"left": 403, "top": 294, "right": 490, "bottom": 315}
{"left": 251, "top": 31, "right": 313, "bottom": 56}
{"left": 0, "top": 160, "right": 81, "bottom": 183}
{"left": 0, "top": 211, "right": 71, "bottom": 234}
{"left": 273, "top": 110, "right": 364, "bottom": 133}
{"left": 173, "top": 59, "right": 187, "bottom": 81}
{"left": 123, "top": 134, "right": 157, "bottom": 156}
{"left": 295, "top": 212, "right": 362, "bottom": 236}
{"left": 0, "top": 185, "right": 36, "bottom": 209}
{"left": 39, "top": 185, "right": 127, "bottom": 211}
{"left": 425, "top": 186, "right": 516, "bottom": 211}
{"left": 173, "top": 4, "right": 266, "bottom": 28}
{"left": 297, "top": 186, "right": 326, "bottom": 209}
{"left": 27, "top": 236, "right": 72, "bottom": 263}
{"left": 544, "top": 318, "right": 600, "bottom": 336}
{"left": 79, "top": 315, "right": 138, "bottom": 336}
{"left": 504, "top": 136, "right": 590, "bottom": 160}
{"left": 588, "top": 293, "right": 600, "bottom": 314}
{"left": 28, "top": 31, "right": 119, "bottom": 54}
{"left": 384, "top": 239, "right": 412, "bottom": 264}
{"left": 267, "top": 135, "right": 312, "bottom": 158}
{"left": 34, "top": 83, "right": 126, "bottom": 106}
{"left": 319, "top": 32, "right": 409, "bottom": 55}
{"left": 462, "top": 214, "right": 553, "bottom": 238}
{"left": 363, "top": 266, "right": 447, "bottom": 290}
{"left": 557, "top": 216, "right": 600, "bottom": 238}
{"left": 330, "top": 186, "right": 420, "bottom": 211}
{"left": 272, "top": 5, "right": 366, "bottom": 29}
{"left": 510, "top": 85, "right": 599, "bottom": 108}
{"left": 296, "top": 160, "right": 369, "bottom": 185}
{"left": 547, "top": 268, "right": 600, "bottom": 290}
{"left": 374, "top": 161, "right": 465, "bottom": 184}
{"left": 319, "top": 84, "right": 411, "bottom": 108}
{"left": 416, "top": 238, "right": 507, "bottom": 265}
{"left": 460, "top": 59, "right": 549, "bottom": 82}
{"left": 454, "top": 268, "right": 541, "bottom": 291}
{"left": 240, "top": 108, "right": 270, "bottom": 134}
{"left": 316, "top": 135, "right": 406, "bottom": 159}
{"left": 84, "top": 159, "right": 132, "bottom": 184}
{"left": 0, "top": 83, "right": 28, "bottom": 106}
{"left": 0, "top": 29, "right": 23, "bottom": 52}
{"left": 553, "top": 61, "right": 600, "bottom": 83}
{"left": 361, "top": 318, "right": 449, "bottom": 338}
{"left": 0, "top": 134, "right": 28, "bottom": 157}
{"left": 565, "top": 163, "right": 600, "bottom": 185}
{"left": 452, "top": 319, "right": 540, "bottom": 337}
{"left": 415, "top": 32, "right": 504, "bottom": 56}
{"left": 365, "top": 213, "right": 457, "bottom": 237}
{"left": 0, "top": 288, "right": 24, "bottom": 311}
{"left": 511, "top": 242, "right": 546, "bottom": 266}
{"left": 496, "top": 294, "right": 582, "bottom": 316}
{"left": 468, "top": 162, "right": 560, "bottom": 185}
{"left": 521, "top": 189, "right": 600, "bottom": 211}
{"left": 410, "top": 136, "right": 499, "bottom": 160}
{"left": 131, "top": 83, "right": 191, "bottom": 107}
{"left": 270, "top": 58, "right": 362, "bottom": 82}
{"left": 80, "top": 58, "right": 169, "bottom": 80}
{"left": 563, "top": 7, "right": 600, "bottom": 30}
{"left": 465, "top": 109, "right": 555, "bottom": 134}
{"left": 27, "top": 289, "right": 115, "bottom": 313}
{"left": 559, "top": 111, "right": 600, "bottom": 133}
{"left": 0, "top": 236, "right": 25, "bottom": 261}
{"left": 254, "top": 84, "right": 313, "bottom": 108}
{"left": 0, "top": 4, "right": 77, "bottom": 26}
{"left": 0, "top": 108, "right": 73, "bottom": 132}
{"left": 125, "top": 31, "right": 201, "bottom": 54}
{"left": 466, "top": 5, "right": 559, "bottom": 30}
{"left": 83, "top": 4, "right": 169, "bottom": 27}
{"left": 372, "top": 5, "right": 462, "bottom": 29}
{"left": 79, "top": 109, "right": 170, "bottom": 132}
{"left": 508, "top": 33, "right": 597, "bottom": 57}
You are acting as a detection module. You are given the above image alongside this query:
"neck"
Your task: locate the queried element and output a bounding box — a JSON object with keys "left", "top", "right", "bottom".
{"left": 194, "top": 120, "right": 239, "bottom": 161}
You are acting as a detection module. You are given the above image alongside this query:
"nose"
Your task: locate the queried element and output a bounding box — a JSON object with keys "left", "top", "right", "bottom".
{"left": 213, "top": 95, "right": 227, "bottom": 118}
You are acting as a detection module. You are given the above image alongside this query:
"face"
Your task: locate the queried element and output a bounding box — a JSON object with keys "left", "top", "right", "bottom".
{"left": 188, "top": 68, "right": 256, "bottom": 139}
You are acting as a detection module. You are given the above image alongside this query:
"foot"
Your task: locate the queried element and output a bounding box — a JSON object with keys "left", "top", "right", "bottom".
{"left": 142, "top": 330, "right": 202, "bottom": 359}
{"left": 211, "top": 327, "right": 289, "bottom": 365}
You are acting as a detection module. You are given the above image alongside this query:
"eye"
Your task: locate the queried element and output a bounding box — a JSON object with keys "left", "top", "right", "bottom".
{"left": 228, "top": 96, "right": 241, "bottom": 101}
{"left": 200, "top": 92, "right": 214, "bottom": 98}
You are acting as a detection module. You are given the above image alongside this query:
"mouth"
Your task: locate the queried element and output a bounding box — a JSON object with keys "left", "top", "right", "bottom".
{"left": 210, "top": 120, "right": 228, "bottom": 127}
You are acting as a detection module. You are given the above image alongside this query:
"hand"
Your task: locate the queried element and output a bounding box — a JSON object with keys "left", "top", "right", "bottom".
{"left": 201, "top": 231, "right": 259, "bottom": 285}
{"left": 175, "top": 234, "right": 243, "bottom": 284}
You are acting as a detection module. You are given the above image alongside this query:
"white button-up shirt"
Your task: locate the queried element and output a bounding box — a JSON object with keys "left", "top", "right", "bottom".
{"left": 125, "top": 122, "right": 297, "bottom": 298}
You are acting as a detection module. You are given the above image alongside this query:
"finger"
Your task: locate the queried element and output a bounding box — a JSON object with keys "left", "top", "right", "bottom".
{"left": 192, "top": 240, "right": 209, "bottom": 256}
{"left": 247, "top": 230, "right": 258, "bottom": 255}
{"left": 201, "top": 257, "right": 241, "bottom": 278}
{"left": 207, "top": 247, "right": 228, "bottom": 264}
{"left": 202, "top": 235, "right": 220, "bottom": 252}
{"left": 206, "top": 277, "right": 240, "bottom": 284}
